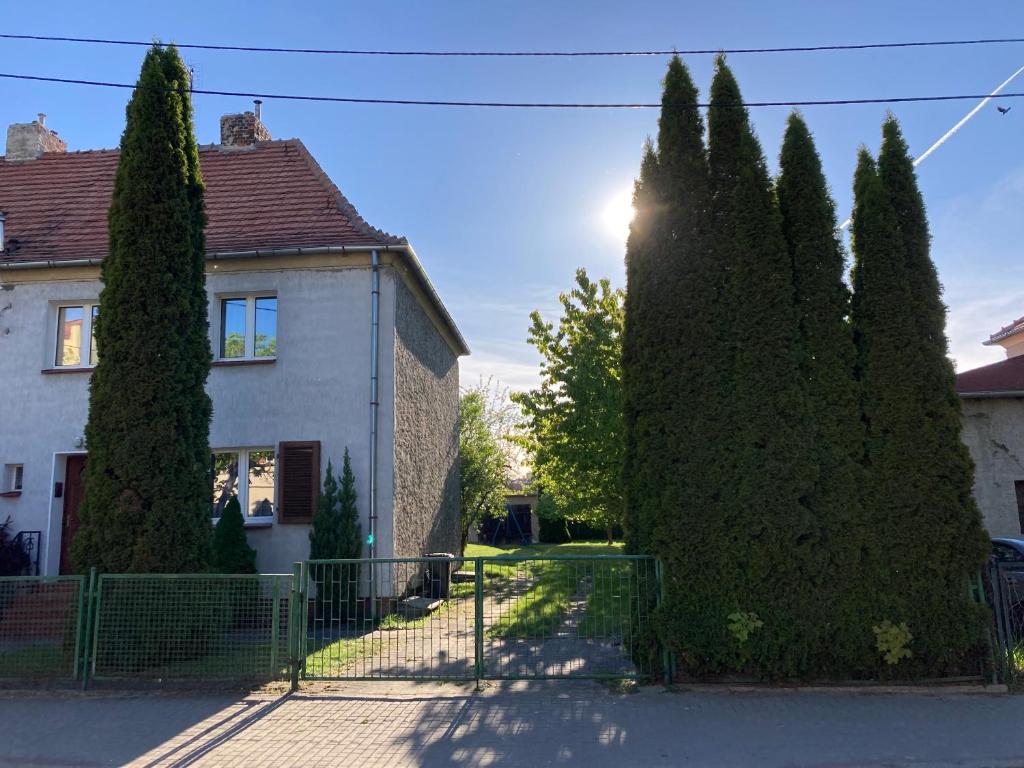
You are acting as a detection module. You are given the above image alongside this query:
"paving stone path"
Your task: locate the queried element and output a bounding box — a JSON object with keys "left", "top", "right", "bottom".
{"left": 0, "top": 682, "right": 1021, "bottom": 767}
{"left": 314, "top": 568, "right": 636, "bottom": 680}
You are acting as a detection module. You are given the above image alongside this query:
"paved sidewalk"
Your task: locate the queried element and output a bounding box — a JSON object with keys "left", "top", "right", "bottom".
{"left": 1, "top": 682, "right": 1024, "bottom": 767}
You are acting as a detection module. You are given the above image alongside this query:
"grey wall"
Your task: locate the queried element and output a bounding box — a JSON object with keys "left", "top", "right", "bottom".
{"left": 0, "top": 261, "right": 397, "bottom": 574}
{"left": 960, "top": 396, "right": 1024, "bottom": 538}
{"left": 391, "top": 275, "right": 460, "bottom": 558}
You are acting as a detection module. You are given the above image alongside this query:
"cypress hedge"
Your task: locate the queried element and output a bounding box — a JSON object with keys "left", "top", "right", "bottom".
{"left": 72, "top": 45, "right": 213, "bottom": 573}
{"left": 776, "top": 112, "right": 865, "bottom": 674}
{"left": 852, "top": 126, "right": 989, "bottom": 677}
{"left": 701, "top": 58, "right": 818, "bottom": 677}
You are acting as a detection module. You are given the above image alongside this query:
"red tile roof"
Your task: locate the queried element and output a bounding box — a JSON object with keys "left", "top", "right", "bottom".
{"left": 0, "top": 139, "right": 400, "bottom": 263}
{"left": 957, "top": 355, "right": 1024, "bottom": 396}
{"left": 986, "top": 316, "right": 1024, "bottom": 346}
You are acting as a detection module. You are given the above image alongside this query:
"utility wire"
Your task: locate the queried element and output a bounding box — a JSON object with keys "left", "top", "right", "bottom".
{"left": 2, "top": 32, "right": 1024, "bottom": 57}
{"left": 837, "top": 62, "right": 1024, "bottom": 230}
{"left": 4, "top": 72, "right": 1024, "bottom": 109}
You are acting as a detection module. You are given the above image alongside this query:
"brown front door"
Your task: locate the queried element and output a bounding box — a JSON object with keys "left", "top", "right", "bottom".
{"left": 59, "top": 455, "right": 87, "bottom": 575}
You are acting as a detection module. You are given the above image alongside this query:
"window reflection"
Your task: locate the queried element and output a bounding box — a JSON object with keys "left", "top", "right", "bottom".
{"left": 248, "top": 450, "right": 275, "bottom": 517}
{"left": 221, "top": 298, "right": 247, "bottom": 358}
{"left": 255, "top": 297, "right": 277, "bottom": 357}
{"left": 211, "top": 452, "right": 239, "bottom": 518}
{"left": 56, "top": 306, "right": 84, "bottom": 366}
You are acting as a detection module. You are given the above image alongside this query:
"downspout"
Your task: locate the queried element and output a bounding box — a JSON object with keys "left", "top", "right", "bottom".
{"left": 368, "top": 249, "right": 381, "bottom": 616}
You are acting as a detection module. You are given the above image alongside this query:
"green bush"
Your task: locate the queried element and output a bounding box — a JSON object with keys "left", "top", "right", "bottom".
{"left": 212, "top": 497, "right": 257, "bottom": 574}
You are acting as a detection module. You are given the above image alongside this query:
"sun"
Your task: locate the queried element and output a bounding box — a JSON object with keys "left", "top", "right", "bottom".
{"left": 601, "top": 187, "right": 636, "bottom": 242}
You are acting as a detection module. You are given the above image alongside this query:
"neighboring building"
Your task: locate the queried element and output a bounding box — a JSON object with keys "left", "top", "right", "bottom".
{"left": 470, "top": 479, "right": 540, "bottom": 546}
{"left": 957, "top": 317, "right": 1024, "bottom": 537}
{"left": 0, "top": 109, "right": 468, "bottom": 575}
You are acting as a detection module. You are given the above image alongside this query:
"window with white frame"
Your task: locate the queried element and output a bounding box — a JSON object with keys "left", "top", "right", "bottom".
{"left": 4, "top": 464, "right": 23, "bottom": 492}
{"left": 219, "top": 295, "right": 277, "bottom": 360}
{"left": 54, "top": 303, "right": 99, "bottom": 367}
{"left": 211, "top": 448, "right": 276, "bottom": 521}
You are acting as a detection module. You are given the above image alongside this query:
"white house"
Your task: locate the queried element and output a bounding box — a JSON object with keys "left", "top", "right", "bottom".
{"left": 0, "top": 108, "right": 468, "bottom": 575}
{"left": 957, "top": 316, "right": 1024, "bottom": 537}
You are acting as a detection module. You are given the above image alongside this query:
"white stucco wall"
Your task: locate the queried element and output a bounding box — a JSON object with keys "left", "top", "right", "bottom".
{"left": 960, "top": 396, "right": 1024, "bottom": 538}
{"left": 0, "top": 261, "right": 399, "bottom": 575}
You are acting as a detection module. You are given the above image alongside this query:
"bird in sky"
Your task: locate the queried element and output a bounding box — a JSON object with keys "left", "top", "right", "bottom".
{"left": 997, "top": 105, "right": 1012, "bottom": 115}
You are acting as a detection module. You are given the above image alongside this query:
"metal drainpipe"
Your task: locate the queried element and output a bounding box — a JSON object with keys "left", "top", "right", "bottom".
{"left": 368, "top": 249, "right": 381, "bottom": 617}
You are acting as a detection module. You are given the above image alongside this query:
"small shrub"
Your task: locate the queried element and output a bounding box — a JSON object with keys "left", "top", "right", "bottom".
{"left": 873, "top": 620, "right": 913, "bottom": 666}
{"left": 212, "top": 497, "right": 257, "bottom": 574}
{"left": 727, "top": 611, "right": 764, "bottom": 645}
{"left": 0, "top": 517, "right": 30, "bottom": 577}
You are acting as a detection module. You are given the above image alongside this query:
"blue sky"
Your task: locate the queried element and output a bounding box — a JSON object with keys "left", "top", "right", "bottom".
{"left": 2, "top": 1, "right": 1022, "bottom": 390}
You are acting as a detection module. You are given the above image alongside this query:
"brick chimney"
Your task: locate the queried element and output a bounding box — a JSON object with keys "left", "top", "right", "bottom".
{"left": 219, "top": 101, "right": 272, "bottom": 147}
{"left": 5, "top": 114, "right": 67, "bottom": 161}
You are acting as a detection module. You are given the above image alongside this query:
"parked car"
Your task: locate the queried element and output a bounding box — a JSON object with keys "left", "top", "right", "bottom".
{"left": 991, "top": 539, "right": 1024, "bottom": 613}
{"left": 992, "top": 538, "right": 1024, "bottom": 564}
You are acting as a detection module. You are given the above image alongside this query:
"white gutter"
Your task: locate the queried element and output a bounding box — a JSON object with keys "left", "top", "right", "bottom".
{"left": 0, "top": 243, "right": 470, "bottom": 355}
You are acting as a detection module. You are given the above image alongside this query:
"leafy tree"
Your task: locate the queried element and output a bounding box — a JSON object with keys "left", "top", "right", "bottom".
{"left": 513, "top": 269, "right": 624, "bottom": 543}
{"left": 211, "top": 496, "right": 257, "bottom": 574}
{"left": 459, "top": 390, "right": 508, "bottom": 553}
{"left": 72, "top": 44, "right": 213, "bottom": 573}
{"left": 776, "top": 112, "right": 864, "bottom": 673}
{"left": 852, "top": 123, "right": 988, "bottom": 676}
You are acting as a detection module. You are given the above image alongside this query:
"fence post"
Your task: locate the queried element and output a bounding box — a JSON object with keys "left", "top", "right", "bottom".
{"left": 270, "top": 576, "right": 281, "bottom": 679}
{"left": 299, "top": 561, "right": 309, "bottom": 680}
{"left": 655, "top": 558, "right": 672, "bottom": 687}
{"left": 474, "top": 557, "right": 484, "bottom": 688}
{"left": 80, "top": 568, "right": 97, "bottom": 690}
{"left": 289, "top": 562, "right": 301, "bottom": 692}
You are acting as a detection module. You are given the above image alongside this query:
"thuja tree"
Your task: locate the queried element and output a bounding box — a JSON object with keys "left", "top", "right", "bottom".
{"left": 776, "top": 112, "right": 865, "bottom": 674}
{"left": 621, "top": 56, "right": 714, "bottom": 558}
{"left": 853, "top": 124, "right": 988, "bottom": 676}
{"left": 72, "top": 44, "right": 213, "bottom": 573}
{"left": 212, "top": 497, "right": 257, "bottom": 574}
{"left": 697, "top": 57, "right": 817, "bottom": 677}
{"left": 310, "top": 451, "right": 363, "bottom": 618}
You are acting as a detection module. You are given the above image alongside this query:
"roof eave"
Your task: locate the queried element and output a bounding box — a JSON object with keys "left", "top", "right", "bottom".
{"left": 958, "top": 389, "right": 1024, "bottom": 399}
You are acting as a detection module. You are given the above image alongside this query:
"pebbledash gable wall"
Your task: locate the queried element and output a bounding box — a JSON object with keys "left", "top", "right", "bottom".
{"left": 960, "top": 397, "right": 1024, "bottom": 538}
{"left": 392, "top": 276, "right": 460, "bottom": 558}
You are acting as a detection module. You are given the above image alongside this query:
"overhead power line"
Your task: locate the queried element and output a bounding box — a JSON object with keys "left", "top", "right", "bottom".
{"left": 4, "top": 71, "right": 1024, "bottom": 110}
{"left": 2, "top": 32, "right": 1024, "bottom": 57}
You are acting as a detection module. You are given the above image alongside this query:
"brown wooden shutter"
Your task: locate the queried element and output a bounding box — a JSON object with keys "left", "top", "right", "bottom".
{"left": 277, "top": 440, "right": 320, "bottom": 524}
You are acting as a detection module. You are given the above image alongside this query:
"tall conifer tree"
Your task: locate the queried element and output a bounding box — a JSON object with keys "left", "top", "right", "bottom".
{"left": 72, "top": 45, "right": 213, "bottom": 573}
{"left": 622, "top": 57, "right": 712, "bottom": 558}
{"left": 701, "top": 57, "right": 818, "bottom": 676}
{"left": 853, "top": 124, "right": 988, "bottom": 675}
{"left": 776, "top": 113, "right": 865, "bottom": 672}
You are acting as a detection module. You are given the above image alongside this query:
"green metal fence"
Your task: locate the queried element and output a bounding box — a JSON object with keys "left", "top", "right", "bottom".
{"left": 0, "top": 555, "right": 659, "bottom": 686}
{"left": 299, "top": 555, "right": 659, "bottom": 682}
{"left": 0, "top": 575, "right": 86, "bottom": 681}
{"left": 88, "top": 573, "right": 291, "bottom": 683}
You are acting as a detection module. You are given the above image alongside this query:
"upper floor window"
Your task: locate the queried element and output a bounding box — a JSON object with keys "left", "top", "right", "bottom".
{"left": 55, "top": 303, "right": 99, "bottom": 367}
{"left": 219, "top": 295, "right": 277, "bottom": 360}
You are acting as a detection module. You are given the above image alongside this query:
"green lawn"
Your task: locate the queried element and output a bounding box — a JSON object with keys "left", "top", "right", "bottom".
{"left": 461, "top": 541, "right": 635, "bottom": 639}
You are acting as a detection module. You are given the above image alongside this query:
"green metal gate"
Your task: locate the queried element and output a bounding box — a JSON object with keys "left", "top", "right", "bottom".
{"left": 298, "top": 555, "right": 660, "bottom": 682}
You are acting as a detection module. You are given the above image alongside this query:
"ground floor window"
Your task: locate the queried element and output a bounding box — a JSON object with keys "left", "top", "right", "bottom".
{"left": 211, "top": 448, "right": 276, "bottom": 521}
